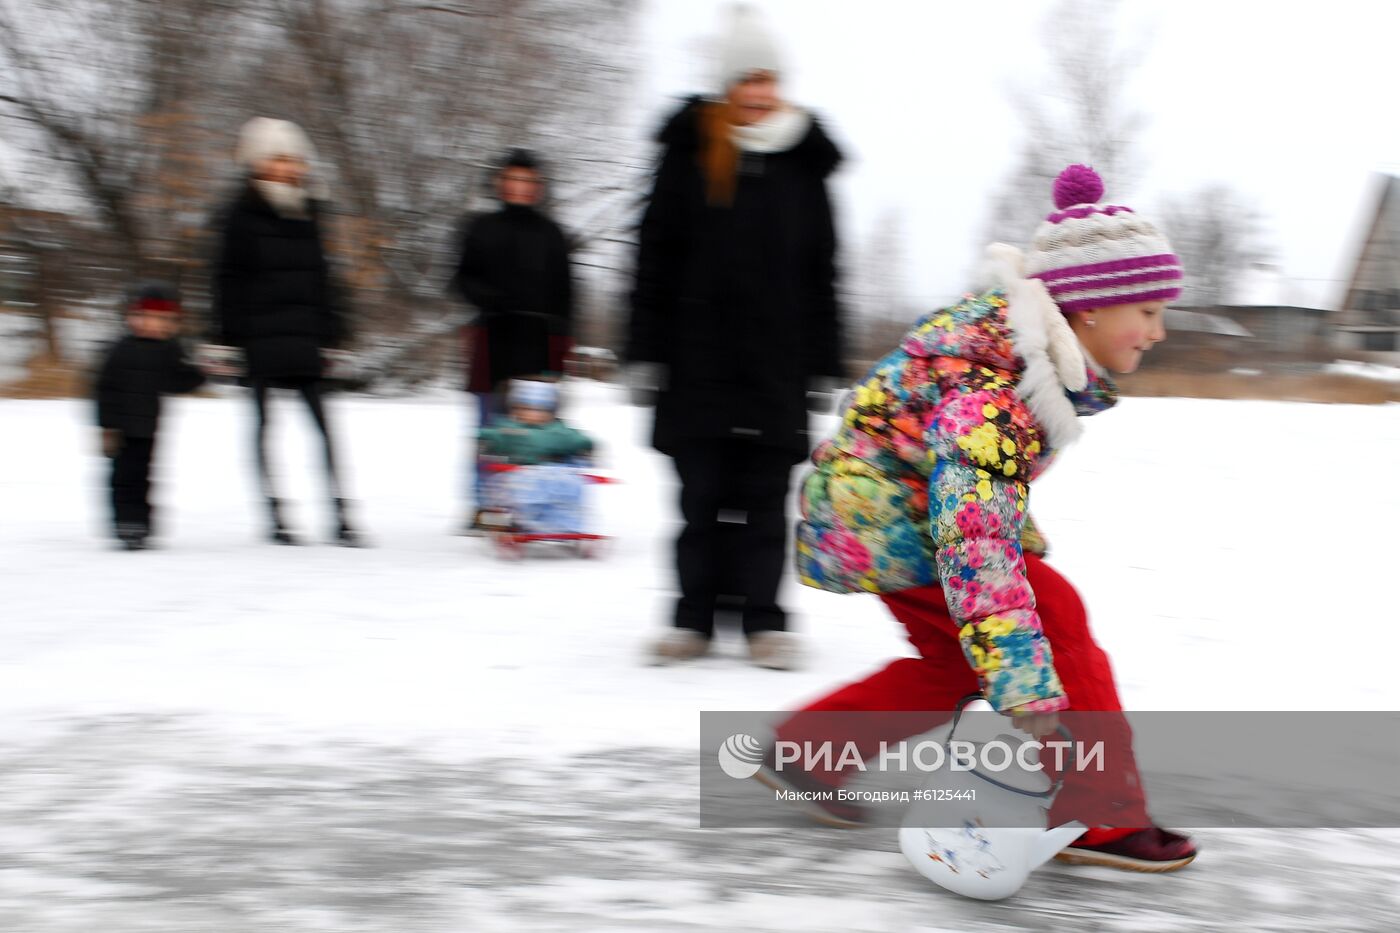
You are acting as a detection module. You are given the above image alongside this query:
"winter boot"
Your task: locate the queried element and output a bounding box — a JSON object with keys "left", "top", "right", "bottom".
{"left": 647, "top": 629, "right": 711, "bottom": 665}
{"left": 1054, "top": 827, "right": 1197, "bottom": 872}
{"left": 747, "top": 631, "right": 802, "bottom": 670}
{"left": 267, "top": 498, "right": 300, "bottom": 545}
{"left": 333, "top": 498, "right": 366, "bottom": 547}
{"left": 116, "top": 522, "right": 150, "bottom": 551}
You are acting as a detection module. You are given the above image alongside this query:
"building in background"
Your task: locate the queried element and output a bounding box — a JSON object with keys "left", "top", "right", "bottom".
{"left": 1136, "top": 174, "right": 1400, "bottom": 380}
{"left": 1334, "top": 173, "right": 1400, "bottom": 362}
{"left": 1140, "top": 304, "right": 1328, "bottom": 376}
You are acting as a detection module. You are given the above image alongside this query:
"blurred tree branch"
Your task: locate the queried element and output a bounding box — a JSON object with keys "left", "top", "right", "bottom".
{"left": 1159, "top": 186, "right": 1273, "bottom": 307}
{"left": 982, "top": 0, "right": 1150, "bottom": 248}
{"left": 0, "top": 0, "right": 641, "bottom": 385}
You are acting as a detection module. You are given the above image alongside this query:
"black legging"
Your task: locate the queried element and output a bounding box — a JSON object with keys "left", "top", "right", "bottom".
{"left": 251, "top": 379, "right": 342, "bottom": 504}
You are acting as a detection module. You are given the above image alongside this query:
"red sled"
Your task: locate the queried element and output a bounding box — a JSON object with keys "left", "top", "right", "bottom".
{"left": 481, "top": 462, "right": 619, "bottom": 485}
{"left": 491, "top": 531, "right": 608, "bottom": 560}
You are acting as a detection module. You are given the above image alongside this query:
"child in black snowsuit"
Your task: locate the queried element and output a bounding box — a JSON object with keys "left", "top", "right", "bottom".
{"left": 94, "top": 283, "right": 206, "bottom": 549}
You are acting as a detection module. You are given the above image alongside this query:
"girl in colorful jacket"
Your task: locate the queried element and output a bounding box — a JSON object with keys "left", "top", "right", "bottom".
{"left": 770, "top": 165, "right": 1196, "bottom": 871}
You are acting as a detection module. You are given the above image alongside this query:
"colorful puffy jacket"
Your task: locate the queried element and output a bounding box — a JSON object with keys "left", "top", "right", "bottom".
{"left": 795, "top": 246, "right": 1119, "bottom": 714}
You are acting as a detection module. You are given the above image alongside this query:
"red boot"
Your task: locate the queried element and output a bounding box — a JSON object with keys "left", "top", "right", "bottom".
{"left": 1055, "top": 827, "right": 1198, "bottom": 872}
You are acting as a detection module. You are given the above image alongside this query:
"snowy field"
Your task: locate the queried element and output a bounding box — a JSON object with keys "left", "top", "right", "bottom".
{"left": 3, "top": 381, "right": 1400, "bottom": 931}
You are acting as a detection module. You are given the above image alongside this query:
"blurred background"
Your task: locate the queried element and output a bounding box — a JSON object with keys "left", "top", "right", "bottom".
{"left": 3, "top": 3, "right": 1400, "bottom": 930}
{"left": 1, "top": 0, "right": 1397, "bottom": 401}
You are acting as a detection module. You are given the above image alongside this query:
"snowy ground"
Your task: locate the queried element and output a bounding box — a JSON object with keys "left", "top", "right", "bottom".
{"left": 1326, "top": 359, "right": 1400, "bottom": 382}
{"left": 3, "top": 382, "right": 1399, "bottom": 931}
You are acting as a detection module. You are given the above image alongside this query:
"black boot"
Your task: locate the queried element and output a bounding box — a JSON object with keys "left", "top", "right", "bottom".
{"left": 333, "top": 498, "right": 366, "bottom": 547}
{"left": 267, "top": 498, "right": 300, "bottom": 545}
{"left": 116, "top": 522, "right": 150, "bottom": 551}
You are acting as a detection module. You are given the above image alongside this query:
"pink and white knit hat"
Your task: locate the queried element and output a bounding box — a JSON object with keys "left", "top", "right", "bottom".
{"left": 1024, "top": 165, "right": 1182, "bottom": 314}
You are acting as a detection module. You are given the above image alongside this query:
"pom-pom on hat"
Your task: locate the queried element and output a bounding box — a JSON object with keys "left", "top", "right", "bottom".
{"left": 1024, "top": 165, "right": 1183, "bottom": 314}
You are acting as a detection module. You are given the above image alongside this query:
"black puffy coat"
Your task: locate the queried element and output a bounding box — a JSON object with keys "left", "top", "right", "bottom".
{"left": 212, "top": 184, "right": 346, "bottom": 383}
{"left": 94, "top": 335, "right": 206, "bottom": 439}
{"left": 627, "top": 97, "right": 846, "bottom": 462}
{"left": 450, "top": 204, "right": 574, "bottom": 393}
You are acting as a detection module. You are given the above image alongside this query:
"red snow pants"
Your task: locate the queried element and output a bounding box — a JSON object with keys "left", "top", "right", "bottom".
{"left": 775, "top": 554, "right": 1150, "bottom": 829}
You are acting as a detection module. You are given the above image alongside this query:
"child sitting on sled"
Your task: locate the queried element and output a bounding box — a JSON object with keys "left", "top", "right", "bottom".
{"left": 475, "top": 379, "right": 595, "bottom": 533}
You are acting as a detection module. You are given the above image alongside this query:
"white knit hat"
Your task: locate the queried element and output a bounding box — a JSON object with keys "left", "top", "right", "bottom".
{"left": 235, "top": 117, "right": 316, "bottom": 171}
{"left": 715, "top": 4, "right": 782, "bottom": 93}
{"left": 1024, "top": 165, "right": 1182, "bottom": 313}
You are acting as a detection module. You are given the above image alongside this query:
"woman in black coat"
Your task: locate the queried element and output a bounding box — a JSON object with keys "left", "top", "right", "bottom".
{"left": 628, "top": 59, "right": 847, "bottom": 668}
{"left": 213, "top": 117, "right": 360, "bottom": 545}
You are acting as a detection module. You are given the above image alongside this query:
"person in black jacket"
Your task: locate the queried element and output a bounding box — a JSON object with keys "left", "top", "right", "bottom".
{"left": 629, "top": 7, "right": 847, "bottom": 669}
{"left": 450, "top": 148, "right": 575, "bottom": 530}
{"left": 94, "top": 283, "right": 206, "bottom": 549}
{"left": 213, "top": 117, "right": 361, "bottom": 546}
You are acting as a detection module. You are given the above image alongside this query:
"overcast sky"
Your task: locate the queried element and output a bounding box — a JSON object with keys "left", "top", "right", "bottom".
{"left": 632, "top": 0, "right": 1400, "bottom": 309}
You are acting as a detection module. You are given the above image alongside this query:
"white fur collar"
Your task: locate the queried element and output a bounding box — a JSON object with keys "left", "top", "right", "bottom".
{"left": 732, "top": 105, "right": 811, "bottom": 154}
{"left": 981, "top": 243, "right": 1089, "bottom": 449}
{"left": 253, "top": 179, "right": 309, "bottom": 219}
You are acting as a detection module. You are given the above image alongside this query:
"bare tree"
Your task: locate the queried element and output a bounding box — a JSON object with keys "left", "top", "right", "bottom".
{"left": 1158, "top": 186, "right": 1272, "bottom": 307}
{"left": 982, "top": 0, "right": 1149, "bottom": 247}
{"left": 0, "top": 0, "right": 642, "bottom": 385}
{"left": 0, "top": 0, "right": 237, "bottom": 277}
{"left": 0, "top": 186, "right": 66, "bottom": 361}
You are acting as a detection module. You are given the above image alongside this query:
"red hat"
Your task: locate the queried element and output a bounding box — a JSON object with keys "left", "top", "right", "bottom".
{"left": 129, "top": 282, "right": 182, "bottom": 315}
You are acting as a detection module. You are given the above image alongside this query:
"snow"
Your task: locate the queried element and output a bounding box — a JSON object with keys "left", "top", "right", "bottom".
{"left": 1326, "top": 360, "right": 1400, "bottom": 382}
{"left": 2, "top": 381, "right": 1399, "bottom": 930}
